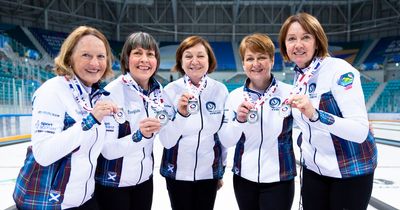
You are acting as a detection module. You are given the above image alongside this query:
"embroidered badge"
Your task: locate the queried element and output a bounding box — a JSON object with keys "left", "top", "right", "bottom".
{"left": 338, "top": 72, "right": 354, "bottom": 90}
{"left": 206, "top": 101, "right": 216, "bottom": 112}
{"left": 319, "top": 111, "right": 335, "bottom": 125}
{"left": 49, "top": 190, "right": 61, "bottom": 203}
{"left": 269, "top": 97, "right": 281, "bottom": 110}
{"left": 206, "top": 101, "right": 222, "bottom": 115}
{"left": 308, "top": 83, "right": 317, "bottom": 98}
{"left": 107, "top": 172, "right": 117, "bottom": 181}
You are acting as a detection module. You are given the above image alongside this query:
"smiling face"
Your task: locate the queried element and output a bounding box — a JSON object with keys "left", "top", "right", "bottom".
{"left": 181, "top": 43, "right": 209, "bottom": 85}
{"left": 285, "top": 21, "right": 317, "bottom": 68}
{"left": 243, "top": 49, "right": 273, "bottom": 90}
{"left": 128, "top": 47, "right": 157, "bottom": 89}
{"left": 70, "top": 35, "right": 107, "bottom": 87}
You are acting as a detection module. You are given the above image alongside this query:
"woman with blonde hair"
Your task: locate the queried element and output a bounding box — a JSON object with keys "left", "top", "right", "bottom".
{"left": 219, "top": 33, "right": 295, "bottom": 210}
{"left": 13, "top": 26, "right": 119, "bottom": 209}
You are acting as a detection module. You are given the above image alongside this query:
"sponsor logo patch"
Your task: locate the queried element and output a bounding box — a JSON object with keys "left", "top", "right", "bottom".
{"left": 338, "top": 72, "right": 354, "bottom": 90}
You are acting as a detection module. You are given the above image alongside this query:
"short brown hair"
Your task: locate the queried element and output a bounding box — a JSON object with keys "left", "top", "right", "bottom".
{"left": 173, "top": 36, "right": 217, "bottom": 75}
{"left": 278, "top": 12, "right": 329, "bottom": 62}
{"left": 54, "top": 26, "right": 113, "bottom": 81}
{"left": 239, "top": 33, "right": 275, "bottom": 63}
{"left": 120, "top": 32, "right": 160, "bottom": 75}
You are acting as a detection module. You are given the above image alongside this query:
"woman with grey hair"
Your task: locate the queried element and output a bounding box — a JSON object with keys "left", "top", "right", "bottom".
{"left": 94, "top": 32, "right": 172, "bottom": 210}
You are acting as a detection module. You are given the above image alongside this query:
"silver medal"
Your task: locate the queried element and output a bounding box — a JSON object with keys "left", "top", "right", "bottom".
{"left": 156, "top": 110, "right": 169, "bottom": 126}
{"left": 246, "top": 109, "right": 259, "bottom": 123}
{"left": 113, "top": 109, "right": 126, "bottom": 124}
{"left": 187, "top": 99, "right": 199, "bottom": 114}
{"left": 279, "top": 103, "right": 292, "bottom": 118}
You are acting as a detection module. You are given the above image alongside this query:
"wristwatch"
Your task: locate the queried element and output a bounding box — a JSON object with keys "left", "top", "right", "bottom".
{"left": 309, "top": 109, "right": 320, "bottom": 122}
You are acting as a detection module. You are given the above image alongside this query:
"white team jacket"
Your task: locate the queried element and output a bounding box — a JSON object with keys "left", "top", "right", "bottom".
{"left": 96, "top": 74, "right": 173, "bottom": 187}
{"left": 293, "top": 57, "right": 377, "bottom": 178}
{"left": 30, "top": 76, "right": 107, "bottom": 209}
{"left": 158, "top": 76, "right": 228, "bottom": 181}
{"left": 219, "top": 77, "right": 297, "bottom": 183}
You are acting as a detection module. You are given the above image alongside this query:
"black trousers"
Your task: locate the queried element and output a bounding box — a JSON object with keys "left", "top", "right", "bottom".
{"left": 95, "top": 177, "right": 153, "bottom": 210}
{"left": 233, "top": 174, "right": 294, "bottom": 210}
{"left": 165, "top": 177, "right": 219, "bottom": 210}
{"left": 301, "top": 168, "right": 374, "bottom": 210}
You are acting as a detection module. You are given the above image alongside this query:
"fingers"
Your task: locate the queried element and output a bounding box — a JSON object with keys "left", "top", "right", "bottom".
{"left": 91, "top": 101, "right": 121, "bottom": 122}
{"left": 178, "top": 92, "right": 193, "bottom": 116}
{"left": 139, "top": 118, "right": 162, "bottom": 137}
{"left": 178, "top": 92, "right": 193, "bottom": 106}
{"left": 236, "top": 101, "right": 253, "bottom": 122}
{"left": 288, "top": 95, "right": 306, "bottom": 108}
{"left": 287, "top": 95, "right": 315, "bottom": 118}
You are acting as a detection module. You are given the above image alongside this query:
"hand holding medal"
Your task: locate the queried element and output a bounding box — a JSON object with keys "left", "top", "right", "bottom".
{"left": 287, "top": 95, "right": 315, "bottom": 119}
{"left": 113, "top": 108, "right": 126, "bottom": 124}
{"left": 280, "top": 57, "right": 322, "bottom": 118}
{"left": 68, "top": 77, "right": 124, "bottom": 123}
{"left": 183, "top": 75, "right": 207, "bottom": 115}
{"left": 139, "top": 118, "right": 162, "bottom": 138}
{"left": 242, "top": 82, "right": 278, "bottom": 123}
{"left": 91, "top": 101, "right": 122, "bottom": 123}
{"left": 122, "top": 74, "right": 169, "bottom": 126}
{"left": 236, "top": 101, "right": 255, "bottom": 123}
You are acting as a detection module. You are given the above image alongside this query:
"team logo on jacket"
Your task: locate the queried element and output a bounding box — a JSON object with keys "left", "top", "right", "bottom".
{"left": 337, "top": 72, "right": 354, "bottom": 90}
{"left": 308, "top": 83, "right": 317, "bottom": 98}
{"left": 233, "top": 167, "right": 240, "bottom": 175}
{"left": 206, "top": 101, "right": 221, "bottom": 115}
{"left": 107, "top": 171, "right": 117, "bottom": 181}
{"left": 269, "top": 97, "right": 281, "bottom": 111}
{"left": 48, "top": 190, "right": 61, "bottom": 203}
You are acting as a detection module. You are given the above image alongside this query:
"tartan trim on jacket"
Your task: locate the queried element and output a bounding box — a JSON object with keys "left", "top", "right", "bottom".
{"left": 319, "top": 91, "right": 377, "bottom": 177}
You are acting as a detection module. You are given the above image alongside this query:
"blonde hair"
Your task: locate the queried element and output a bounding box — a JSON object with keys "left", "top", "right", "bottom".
{"left": 54, "top": 26, "right": 113, "bottom": 81}
{"left": 239, "top": 33, "right": 275, "bottom": 63}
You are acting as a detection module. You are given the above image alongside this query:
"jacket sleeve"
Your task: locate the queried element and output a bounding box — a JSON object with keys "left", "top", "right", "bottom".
{"left": 101, "top": 117, "right": 154, "bottom": 160}
{"left": 311, "top": 61, "right": 369, "bottom": 143}
{"left": 158, "top": 88, "right": 190, "bottom": 149}
{"left": 100, "top": 83, "right": 155, "bottom": 160}
{"left": 218, "top": 91, "right": 248, "bottom": 148}
{"left": 31, "top": 89, "right": 98, "bottom": 166}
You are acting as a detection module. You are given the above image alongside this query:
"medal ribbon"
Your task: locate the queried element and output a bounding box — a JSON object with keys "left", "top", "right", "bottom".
{"left": 184, "top": 74, "right": 207, "bottom": 99}
{"left": 67, "top": 76, "right": 93, "bottom": 111}
{"left": 243, "top": 79, "right": 278, "bottom": 110}
{"left": 121, "top": 74, "right": 164, "bottom": 112}
{"left": 284, "top": 57, "right": 323, "bottom": 103}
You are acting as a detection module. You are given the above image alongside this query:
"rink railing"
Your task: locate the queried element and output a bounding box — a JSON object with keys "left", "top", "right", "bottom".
{"left": 0, "top": 114, "right": 31, "bottom": 146}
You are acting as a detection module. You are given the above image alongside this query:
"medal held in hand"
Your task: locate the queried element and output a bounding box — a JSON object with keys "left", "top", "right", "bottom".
{"left": 187, "top": 98, "right": 199, "bottom": 114}
{"left": 243, "top": 80, "right": 278, "bottom": 124}
{"left": 113, "top": 109, "right": 126, "bottom": 124}
{"left": 184, "top": 75, "right": 207, "bottom": 115}
{"left": 279, "top": 103, "right": 292, "bottom": 118}
{"left": 122, "top": 74, "right": 169, "bottom": 126}
{"left": 280, "top": 57, "right": 323, "bottom": 118}
{"left": 246, "top": 108, "right": 259, "bottom": 123}
{"left": 156, "top": 110, "right": 169, "bottom": 125}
